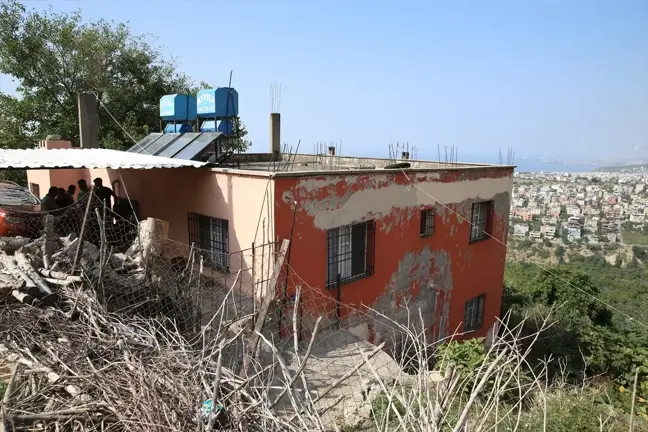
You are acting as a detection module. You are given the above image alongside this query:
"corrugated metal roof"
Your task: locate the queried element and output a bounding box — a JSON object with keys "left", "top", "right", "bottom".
{"left": 127, "top": 132, "right": 222, "bottom": 160}
{"left": 0, "top": 148, "right": 209, "bottom": 170}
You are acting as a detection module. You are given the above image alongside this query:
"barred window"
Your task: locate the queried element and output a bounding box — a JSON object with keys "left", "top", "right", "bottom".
{"left": 420, "top": 208, "right": 435, "bottom": 237}
{"left": 464, "top": 294, "right": 485, "bottom": 331}
{"left": 326, "top": 221, "right": 375, "bottom": 288}
{"left": 469, "top": 201, "right": 493, "bottom": 242}
{"left": 188, "top": 213, "right": 229, "bottom": 271}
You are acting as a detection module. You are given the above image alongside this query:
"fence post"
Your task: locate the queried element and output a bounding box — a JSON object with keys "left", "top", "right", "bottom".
{"left": 251, "top": 242, "right": 256, "bottom": 292}
{"left": 72, "top": 191, "right": 95, "bottom": 273}
{"left": 196, "top": 255, "right": 203, "bottom": 333}
{"left": 241, "top": 239, "right": 290, "bottom": 377}
{"left": 42, "top": 214, "right": 54, "bottom": 270}
{"left": 238, "top": 251, "right": 243, "bottom": 294}
{"left": 336, "top": 273, "right": 341, "bottom": 330}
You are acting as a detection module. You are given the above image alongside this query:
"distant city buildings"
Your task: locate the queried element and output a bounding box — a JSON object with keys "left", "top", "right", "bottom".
{"left": 509, "top": 171, "right": 648, "bottom": 245}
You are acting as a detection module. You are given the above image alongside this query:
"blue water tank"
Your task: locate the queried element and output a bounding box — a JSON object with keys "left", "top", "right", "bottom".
{"left": 200, "top": 120, "right": 233, "bottom": 135}
{"left": 196, "top": 88, "right": 239, "bottom": 118}
{"left": 159, "top": 94, "right": 197, "bottom": 121}
{"left": 164, "top": 123, "right": 194, "bottom": 134}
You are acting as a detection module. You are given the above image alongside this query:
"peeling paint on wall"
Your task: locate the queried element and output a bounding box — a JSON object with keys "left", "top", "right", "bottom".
{"left": 292, "top": 173, "right": 512, "bottom": 230}
{"left": 371, "top": 245, "right": 453, "bottom": 345}
{"left": 273, "top": 168, "right": 514, "bottom": 344}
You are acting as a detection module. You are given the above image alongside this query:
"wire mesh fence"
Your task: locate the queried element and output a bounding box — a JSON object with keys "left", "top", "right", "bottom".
{"left": 0, "top": 190, "right": 557, "bottom": 431}
{"left": 0, "top": 191, "right": 282, "bottom": 336}
{"left": 0, "top": 188, "right": 432, "bottom": 356}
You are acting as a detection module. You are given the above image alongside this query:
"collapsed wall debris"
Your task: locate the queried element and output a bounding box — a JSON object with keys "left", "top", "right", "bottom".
{"left": 0, "top": 215, "right": 199, "bottom": 330}
{"left": 0, "top": 217, "right": 262, "bottom": 431}
{"left": 0, "top": 215, "right": 434, "bottom": 431}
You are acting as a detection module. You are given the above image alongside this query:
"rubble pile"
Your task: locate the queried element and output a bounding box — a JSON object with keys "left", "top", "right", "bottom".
{"left": 0, "top": 222, "right": 410, "bottom": 432}
{"left": 0, "top": 224, "right": 254, "bottom": 431}
{"left": 0, "top": 215, "right": 199, "bottom": 327}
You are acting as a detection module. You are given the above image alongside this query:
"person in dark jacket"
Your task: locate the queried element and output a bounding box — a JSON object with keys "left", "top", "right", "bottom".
{"left": 77, "top": 179, "right": 90, "bottom": 202}
{"left": 54, "top": 188, "right": 72, "bottom": 208}
{"left": 66, "top": 185, "right": 76, "bottom": 202}
{"left": 93, "top": 178, "right": 117, "bottom": 210}
{"left": 40, "top": 187, "right": 58, "bottom": 212}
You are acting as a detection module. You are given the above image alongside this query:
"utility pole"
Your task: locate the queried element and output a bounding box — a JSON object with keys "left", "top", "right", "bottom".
{"left": 77, "top": 93, "right": 99, "bottom": 148}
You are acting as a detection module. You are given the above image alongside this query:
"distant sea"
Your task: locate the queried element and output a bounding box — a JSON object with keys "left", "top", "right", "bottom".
{"left": 512, "top": 159, "right": 599, "bottom": 173}
{"left": 451, "top": 154, "right": 600, "bottom": 173}
{"left": 355, "top": 150, "right": 601, "bottom": 173}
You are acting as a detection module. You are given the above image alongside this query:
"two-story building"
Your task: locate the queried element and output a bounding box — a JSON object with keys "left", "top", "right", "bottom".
{"left": 14, "top": 131, "right": 514, "bottom": 346}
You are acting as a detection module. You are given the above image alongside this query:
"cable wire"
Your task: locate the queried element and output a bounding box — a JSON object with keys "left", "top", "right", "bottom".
{"left": 86, "top": 92, "right": 648, "bottom": 331}
{"left": 91, "top": 92, "right": 146, "bottom": 152}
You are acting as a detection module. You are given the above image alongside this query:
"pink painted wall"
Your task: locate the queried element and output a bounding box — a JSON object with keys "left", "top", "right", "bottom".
{"left": 115, "top": 168, "right": 274, "bottom": 297}
{"left": 25, "top": 169, "right": 52, "bottom": 198}
{"left": 27, "top": 167, "right": 110, "bottom": 201}
{"left": 28, "top": 164, "right": 274, "bottom": 295}
{"left": 25, "top": 140, "right": 108, "bottom": 200}
{"left": 25, "top": 137, "right": 274, "bottom": 253}
{"left": 38, "top": 139, "right": 72, "bottom": 150}
{"left": 113, "top": 168, "right": 273, "bottom": 250}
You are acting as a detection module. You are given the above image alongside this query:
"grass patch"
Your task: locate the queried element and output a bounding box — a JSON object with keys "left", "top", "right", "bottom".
{"left": 622, "top": 229, "right": 648, "bottom": 245}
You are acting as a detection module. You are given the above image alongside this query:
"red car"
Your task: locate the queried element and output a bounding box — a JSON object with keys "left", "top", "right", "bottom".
{"left": 0, "top": 181, "right": 43, "bottom": 237}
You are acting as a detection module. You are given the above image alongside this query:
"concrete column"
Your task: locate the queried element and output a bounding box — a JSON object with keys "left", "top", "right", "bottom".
{"left": 270, "top": 113, "right": 281, "bottom": 155}
{"left": 77, "top": 93, "right": 99, "bottom": 148}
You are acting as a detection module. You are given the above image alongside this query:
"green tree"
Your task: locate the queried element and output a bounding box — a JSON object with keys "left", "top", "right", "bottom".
{"left": 504, "top": 260, "right": 648, "bottom": 411}
{"left": 0, "top": 1, "right": 251, "bottom": 153}
{"left": 219, "top": 117, "right": 252, "bottom": 154}
{"left": 633, "top": 246, "right": 648, "bottom": 261}
{"left": 520, "top": 238, "right": 533, "bottom": 249}
{"left": 526, "top": 268, "right": 611, "bottom": 326}
{"left": 0, "top": 0, "right": 191, "bottom": 149}
{"left": 0, "top": 93, "right": 33, "bottom": 149}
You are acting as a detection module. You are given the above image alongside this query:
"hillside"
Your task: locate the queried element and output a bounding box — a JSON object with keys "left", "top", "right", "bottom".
{"left": 595, "top": 163, "right": 648, "bottom": 173}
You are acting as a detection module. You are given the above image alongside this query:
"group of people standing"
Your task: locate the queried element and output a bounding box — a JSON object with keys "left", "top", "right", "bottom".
{"left": 40, "top": 178, "right": 116, "bottom": 212}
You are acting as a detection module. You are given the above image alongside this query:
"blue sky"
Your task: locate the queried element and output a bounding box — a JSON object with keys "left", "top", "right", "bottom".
{"left": 1, "top": 0, "right": 647, "bottom": 161}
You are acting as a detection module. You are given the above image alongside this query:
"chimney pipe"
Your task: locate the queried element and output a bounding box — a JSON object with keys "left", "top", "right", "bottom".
{"left": 401, "top": 151, "right": 410, "bottom": 160}
{"left": 328, "top": 146, "right": 336, "bottom": 156}
{"left": 78, "top": 93, "right": 99, "bottom": 148}
{"left": 270, "top": 113, "right": 281, "bottom": 156}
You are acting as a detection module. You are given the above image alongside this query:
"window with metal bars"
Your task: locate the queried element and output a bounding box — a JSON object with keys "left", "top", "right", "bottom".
{"left": 469, "top": 201, "right": 493, "bottom": 243}
{"left": 188, "top": 212, "right": 229, "bottom": 271}
{"left": 420, "top": 208, "right": 436, "bottom": 237}
{"left": 326, "top": 220, "right": 375, "bottom": 288}
{"left": 464, "top": 294, "right": 485, "bottom": 331}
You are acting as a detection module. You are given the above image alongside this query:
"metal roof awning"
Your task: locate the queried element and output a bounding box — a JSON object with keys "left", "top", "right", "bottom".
{"left": 0, "top": 148, "right": 209, "bottom": 170}
{"left": 127, "top": 132, "right": 223, "bottom": 160}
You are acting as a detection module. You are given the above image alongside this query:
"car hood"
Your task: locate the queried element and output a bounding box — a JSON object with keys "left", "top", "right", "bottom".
{"left": 0, "top": 204, "right": 41, "bottom": 213}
